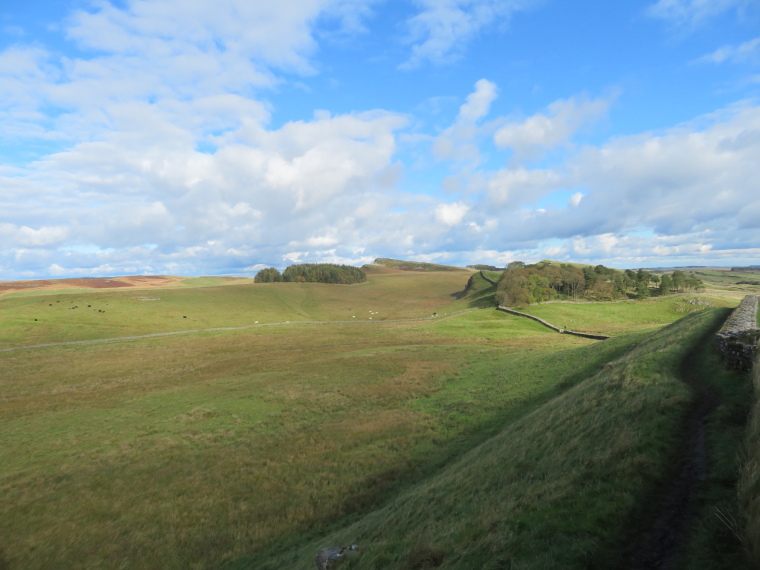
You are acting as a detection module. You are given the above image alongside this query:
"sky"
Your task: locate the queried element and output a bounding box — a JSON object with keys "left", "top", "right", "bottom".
{"left": 1, "top": 0, "right": 759, "bottom": 279}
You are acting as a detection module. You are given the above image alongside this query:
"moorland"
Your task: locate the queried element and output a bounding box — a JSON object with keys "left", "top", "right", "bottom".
{"left": 1, "top": 260, "right": 759, "bottom": 569}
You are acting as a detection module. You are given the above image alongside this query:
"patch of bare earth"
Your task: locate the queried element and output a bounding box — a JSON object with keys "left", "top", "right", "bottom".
{"left": 0, "top": 275, "right": 185, "bottom": 296}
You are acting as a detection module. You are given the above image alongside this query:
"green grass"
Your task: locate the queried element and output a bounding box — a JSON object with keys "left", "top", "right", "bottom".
{"left": 518, "top": 294, "right": 738, "bottom": 335}
{"left": 0, "top": 271, "right": 471, "bottom": 348}
{"left": 740, "top": 353, "right": 760, "bottom": 567}
{"left": 0, "top": 271, "right": 755, "bottom": 569}
{"left": 0, "top": 306, "right": 595, "bottom": 569}
{"left": 237, "top": 309, "right": 740, "bottom": 569}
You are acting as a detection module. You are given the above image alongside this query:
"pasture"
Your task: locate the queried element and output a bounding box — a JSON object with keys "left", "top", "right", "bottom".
{"left": 0, "top": 268, "right": 753, "bottom": 568}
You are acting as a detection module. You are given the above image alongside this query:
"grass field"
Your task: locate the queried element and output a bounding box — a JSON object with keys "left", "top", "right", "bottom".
{"left": 523, "top": 295, "right": 738, "bottom": 335}
{"left": 0, "top": 271, "right": 476, "bottom": 349}
{"left": 0, "top": 268, "right": 755, "bottom": 569}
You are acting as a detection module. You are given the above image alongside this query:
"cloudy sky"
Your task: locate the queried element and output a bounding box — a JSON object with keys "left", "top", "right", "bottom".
{"left": 1, "top": 0, "right": 759, "bottom": 278}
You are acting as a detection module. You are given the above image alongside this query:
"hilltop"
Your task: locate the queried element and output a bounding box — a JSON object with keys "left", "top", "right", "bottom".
{"left": 367, "top": 258, "right": 471, "bottom": 272}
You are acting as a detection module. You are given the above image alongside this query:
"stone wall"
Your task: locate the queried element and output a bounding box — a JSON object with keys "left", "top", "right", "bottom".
{"left": 497, "top": 306, "right": 610, "bottom": 340}
{"left": 716, "top": 295, "right": 759, "bottom": 371}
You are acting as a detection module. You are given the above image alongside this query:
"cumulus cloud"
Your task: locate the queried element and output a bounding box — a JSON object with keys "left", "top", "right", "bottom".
{"left": 434, "top": 202, "right": 469, "bottom": 226}
{"left": 474, "top": 102, "right": 760, "bottom": 266}
{"left": 493, "top": 94, "right": 614, "bottom": 158}
{"left": 0, "top": 0, "right": 375, "bottom": 155}
{"left": 434, "top": 79, "right": 497, "bottom": 163}
{"left": 401, "top": 0, "right": 539, "bottom": 69}
{"left": 486, "top": 167, "right": 559, "bottom": 208}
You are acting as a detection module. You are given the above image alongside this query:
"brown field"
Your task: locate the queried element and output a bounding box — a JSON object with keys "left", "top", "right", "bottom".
{"left": 0, "top": 275, "right": 186, "bottom": 296}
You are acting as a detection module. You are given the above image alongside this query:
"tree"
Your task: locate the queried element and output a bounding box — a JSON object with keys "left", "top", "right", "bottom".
{"left": 254, "top": 267, "right": 282, "bottom": 283}
{"left": 281, "top": 263, "right": 366, "bottom": 284}
{"left": 660, "top": 274, "right": 673, "bottom": 295}
{"left": 527, "top": 274, "right": 551, "bottom": 303}
{"left": 672, "top": 270, "right": 686, "bottom": 293}
{"left": 636, "top": 280, "right": 650, "bottom": 299}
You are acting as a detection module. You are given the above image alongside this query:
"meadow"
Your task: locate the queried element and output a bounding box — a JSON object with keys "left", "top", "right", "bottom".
{"left": 0, "top": 267, "right": 754, "bottom": 568}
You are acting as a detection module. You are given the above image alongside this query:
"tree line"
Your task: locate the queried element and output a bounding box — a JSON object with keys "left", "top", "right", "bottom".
{"left": 254, "top": 263, "right": 366, "bottom": 284}
{"left": 496, "top": 261, "right": 704, "bottom": 307}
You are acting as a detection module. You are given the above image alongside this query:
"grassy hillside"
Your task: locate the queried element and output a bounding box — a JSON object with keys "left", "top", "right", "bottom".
{"left": 0, "top": 269, "right": 754, "bottom": 569}
{"left": 0, "top": 271, "right": 470, "bottom": 348}
{"left": 235, "top": 308, "right": 749, "bottom": 569}
{"left": 522, "top": 295, "right": 738, "bottom": 335}
{"left": 369, "top": 258, "right": 470, "bottom": 272}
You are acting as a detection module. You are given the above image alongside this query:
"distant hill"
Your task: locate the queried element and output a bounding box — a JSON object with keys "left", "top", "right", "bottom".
{"left": 368, "top": 258, "right": 470, "bottom": 272}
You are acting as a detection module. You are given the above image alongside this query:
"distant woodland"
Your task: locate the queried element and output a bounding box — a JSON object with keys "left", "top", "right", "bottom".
{"left": 254, "top": 263, "right": 366, "bottom": 284}
{"left": 496, "top": 261, "right": 704, "bottom": 307}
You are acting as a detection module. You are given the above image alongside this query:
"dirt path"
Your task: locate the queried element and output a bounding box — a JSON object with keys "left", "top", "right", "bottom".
{"left": 0, "top": 308, "right": 484, "bottom": 353}
{"left": 625, "top": 325, "right": 717, "bottom": 569}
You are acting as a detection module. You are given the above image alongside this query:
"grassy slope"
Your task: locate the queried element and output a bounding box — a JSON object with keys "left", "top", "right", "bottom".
{"left": 0, "top": 270, "right": 753, "bottom": 569}
{"left": 0, "top": 271, "right": 470, "bottom": 348}
{"left": 248, "top": 309, "right": 748, "bottom": 570}
{"left": 370, "top": 259, "right": 471, "bottom": 272}
{"left": 741, "top": 349, "right": 760, "bottom": 567}
{"left": 519, "top": 295, "right": 738, "bottom": 335}
{"left": 0, "top": 312, "right": 598, "bottom": 568}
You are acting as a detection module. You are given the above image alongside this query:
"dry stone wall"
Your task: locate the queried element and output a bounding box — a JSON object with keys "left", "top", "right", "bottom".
{"left": 497, "top": 306, "right": 610, "bottom": 340}
{"left": 716, "top": 295, "right": 759, "bottom": 371}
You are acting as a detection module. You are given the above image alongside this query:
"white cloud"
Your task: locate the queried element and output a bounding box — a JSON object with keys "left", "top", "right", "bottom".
{"left": 434, "top": 202, "right": 469, "bottom": 226}
{"left": 401, "top": 0, "right": 540, "bottom": 69}
{"left": 695, "top": 36, "right": 760, "bottom": 64}
{"left": 459, "top": 78, "right": 499, "bottom": 122}
{"left": 0, "top": 224, "right": 69, "bottom": 247}
{"left": 476, "top": 103, "right": 760, "bottom": 261}
{"left": 433, "top": 79, "right": 497, "bottom": 163}
{"left": 646, "top": 0, "right": 752, "bottom": 28}
{"left": 486, "top": 167, "right": 559, "bottom": 208}
{"left": 493, "top": 94, "right": 614, "bottom": 157}
{"left": 0, "top": 0, "right": 376, "bottom": 154}
{"left": 568, "top": 192, "right": 584, "bottom": 207}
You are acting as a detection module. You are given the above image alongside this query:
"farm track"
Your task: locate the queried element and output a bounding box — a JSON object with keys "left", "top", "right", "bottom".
{"left": 0, "top": 307, "right": 485, "bottom": 353}
{"left": 626, "top": 321, "right": 718, "bottom": 569}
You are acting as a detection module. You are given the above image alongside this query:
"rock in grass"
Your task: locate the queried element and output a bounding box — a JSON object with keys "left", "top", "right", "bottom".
{"left": 315, "top": 545, "right": 358, "bottom": 569}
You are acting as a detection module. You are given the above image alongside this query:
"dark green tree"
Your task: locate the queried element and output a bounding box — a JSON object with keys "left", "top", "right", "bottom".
{"left": 254, "top": 267, "right": 283, "bottom": 283}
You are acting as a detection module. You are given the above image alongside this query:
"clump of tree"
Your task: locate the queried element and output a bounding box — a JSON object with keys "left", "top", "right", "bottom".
{"left": 281, "top": 263, "right": 366, "bottom": 284}
{"left": 254, "top": 267, "right": 283, "bottom": 283}
{"left": 659, "top": 270, "right": 704, "bottom": 294}
{"left": 496, "top": 261, "right": 588, "bottom": 307}
{"left": 495, "top": 262, "right": 705, "bottom": 307}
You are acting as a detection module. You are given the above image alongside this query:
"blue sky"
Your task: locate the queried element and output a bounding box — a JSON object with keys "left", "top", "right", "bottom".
{"left": 1, "top": 0, "right": 759, "bottom": 279}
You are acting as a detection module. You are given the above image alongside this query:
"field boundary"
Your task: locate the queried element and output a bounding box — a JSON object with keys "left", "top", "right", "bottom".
{"left": 0, "top": 308, "right": 486, "bottom": 353}
{"left": 479, "top": 271, "right": 498, "bottom": 286}
{"left": 496, "top": 305, "right": 611, "bottom": 340}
